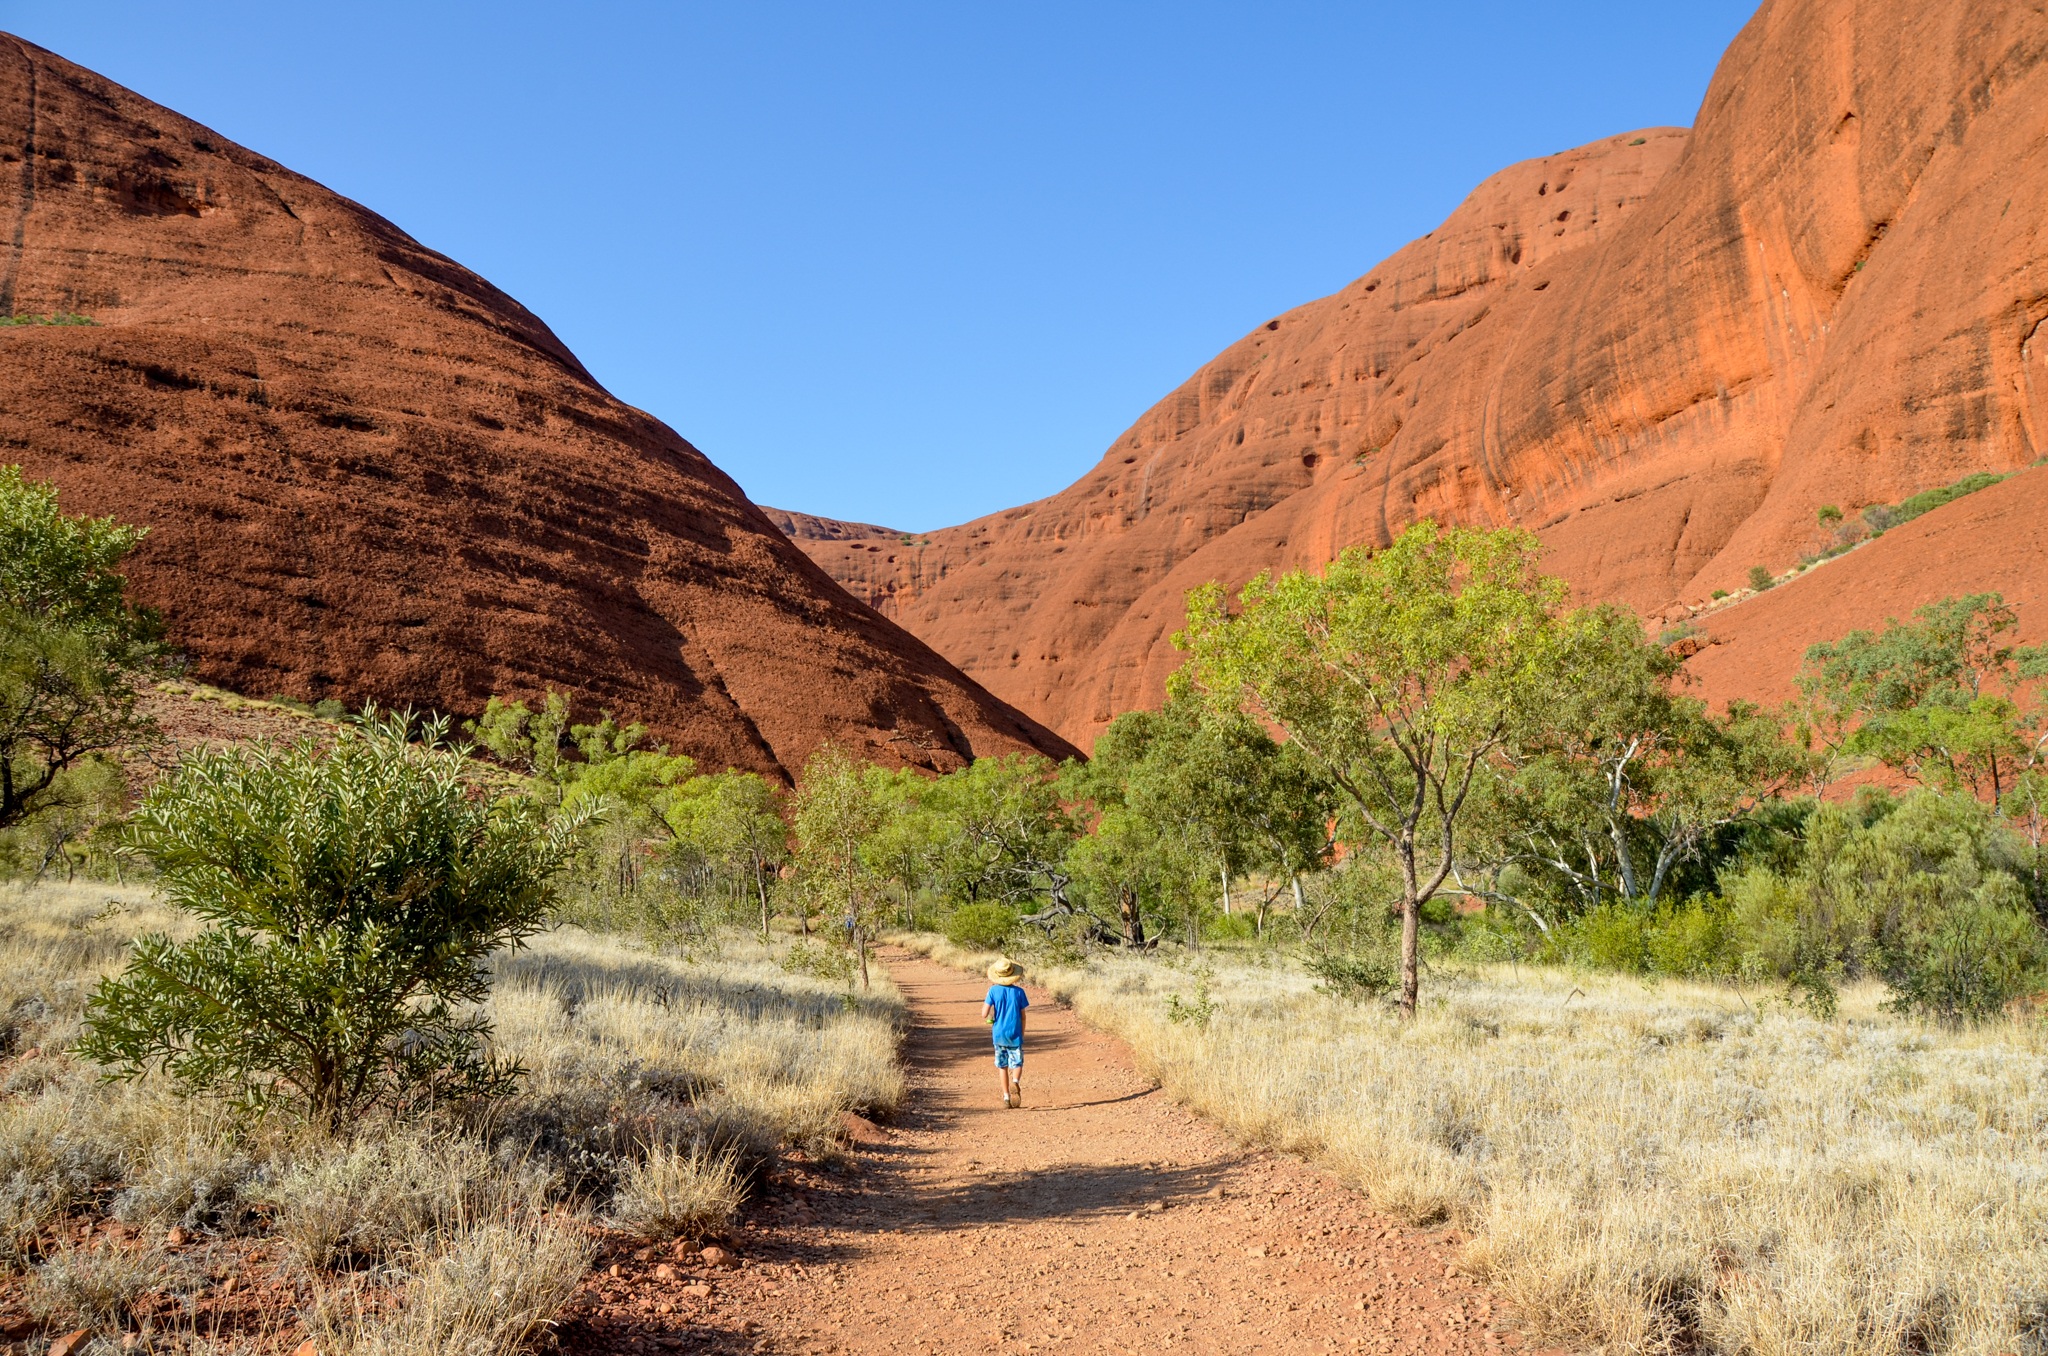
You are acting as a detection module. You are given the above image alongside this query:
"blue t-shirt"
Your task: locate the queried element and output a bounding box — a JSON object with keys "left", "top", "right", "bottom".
{"left": 986, "top": 983, "right": 1029, "bottom": 1045}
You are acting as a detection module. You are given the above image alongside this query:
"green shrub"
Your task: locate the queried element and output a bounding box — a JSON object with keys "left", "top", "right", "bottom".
{"left": 1721, "top": 790, "right": 2044, "bottom": 1023}
{"left": 1644, "top": 898, "right": 1730, "bottom": 978}
{"left": 780, "top": 937, "right": 857, "bottom": 984}
{"left": 1710, "top": 589, "right": 1729, "bottom": 600}
{"left": 1165, "top": 965, "right": 1217, "bottom": 1025}
{"left": 1747, "top": 565, "right": 1775, "bottom": 593}
{"left": 1878, "top": 883, "right": 2042, "bottom": 1026}
{"left": 1816, "top": 504, "right": 1843, "bottom": 525}
{"left": 1573, "top": 904, "right": 1652, "bottom": 973}
{"left": 1203, "top": 909, "right": 1258, "bottom": 942}
{"left": 0, "top": 466, "right": 165, "bottom": 838}
{"left": 1307, "top": 950, "right": 1395, "bottom": 1001}
{"left": 77, "top": 713, "right": 587, "bottom": 1126}
{"left": 944, "top": 903, "right": 1018, "bottom": 951}
{"left": 1863, "top": 471, "right": 2008, "bottom": 533}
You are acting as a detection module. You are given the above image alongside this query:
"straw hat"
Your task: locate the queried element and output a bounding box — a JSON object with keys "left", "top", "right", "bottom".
{"left": 986, "top": 957, "right": 1024, "bottom": 986}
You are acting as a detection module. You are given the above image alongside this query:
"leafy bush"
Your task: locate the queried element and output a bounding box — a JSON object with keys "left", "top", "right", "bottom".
{"left": 1644, "top": 898, "right": 1730, "bottom": 978}
{"left": 1747, "top": 565, "right": 1775, "bottom": 593}
{"left": 1721, "top": 790, "right": 2044, "bottom": 1023}
{"left": 1863, "top": 471, "right": 2007, "bottom": 533}
{"left": 77, "top": 713, "right": 587, "bottom": 1126}
{"left": 1566, "top": 904, "right": 1653, "bottom": 973}
{"left": 1165, "top": 965, "right": 1217, "bottom": 1025}
{"left": 1203, "top": 909, "right": 1258, "bottom": 942}
{"left": 943, "top": 902, "right": 1018, "bottom": 951}
{"left": 1878, "top": 880, "right": 2042, "bottom": 1025}
{"left": 1307, "top": 950, "right": 1396, "bottom": 1001}
{"left": 780, "top": 938, "right": 856, "bottom": 985}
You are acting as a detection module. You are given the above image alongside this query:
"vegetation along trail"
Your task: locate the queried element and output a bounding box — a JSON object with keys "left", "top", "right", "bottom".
{"left": 578, "top": 948, "right": 1554, "bottom": 1355}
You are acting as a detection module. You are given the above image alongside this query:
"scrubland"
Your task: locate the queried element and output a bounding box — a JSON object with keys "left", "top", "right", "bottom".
{"left": 0, "top": 882, "right": 901, "bottom": 1353}
{"left": 903, "top": 934, "right": 2048, "bottom": 1356}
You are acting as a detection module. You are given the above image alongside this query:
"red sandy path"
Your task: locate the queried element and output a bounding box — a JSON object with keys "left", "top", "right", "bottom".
{"left": 565, "top": 950, "right": 1559, "bottom": 1354}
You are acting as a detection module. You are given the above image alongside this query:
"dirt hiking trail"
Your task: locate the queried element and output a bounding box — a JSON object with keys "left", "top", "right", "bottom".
{"left": 562, "top": 950, "right": 1560, "bottom": 1354}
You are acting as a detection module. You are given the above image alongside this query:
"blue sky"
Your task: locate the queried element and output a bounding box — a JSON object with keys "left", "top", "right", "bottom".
{"left": 11, "top": 2, "right": 1757, "bottom": 531}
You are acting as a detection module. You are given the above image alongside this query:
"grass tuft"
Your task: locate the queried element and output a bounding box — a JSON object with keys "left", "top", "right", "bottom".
{"left": 608, "top": 1143, "right": 745, "bottom": 1240}
{"left": 901, "top": 933, "right": 2048, "bottom": 1355}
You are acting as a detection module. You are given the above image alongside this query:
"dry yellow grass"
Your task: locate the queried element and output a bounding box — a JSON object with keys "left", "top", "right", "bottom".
{"left": 490, "top": 926, "right": 904, "bottom": 1144}
{"left": 901, "top": 934, "right": 2048, "bottom": 1356}
{"left": 0, "top": 881, "right": 905, "bottom": 1349}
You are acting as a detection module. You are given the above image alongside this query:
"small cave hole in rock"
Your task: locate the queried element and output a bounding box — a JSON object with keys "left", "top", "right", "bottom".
{"left": 1265, "top": 319, "right": 1280, "bottom": 331}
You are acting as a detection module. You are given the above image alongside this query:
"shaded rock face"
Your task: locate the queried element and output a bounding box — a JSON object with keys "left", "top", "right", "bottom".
{"left": 784, "top": 0, "right": 2048, "bottom": 745}
{"left": 0, "top": 36, "right": 1075, "bottom": 779}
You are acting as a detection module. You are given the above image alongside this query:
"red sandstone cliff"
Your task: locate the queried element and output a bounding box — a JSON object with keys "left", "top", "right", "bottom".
{"left": 778, "top": 0, "right": 2048, "bottom": 743}
{"left": 0, "top": 36, "right": 1076, "bottom": 778}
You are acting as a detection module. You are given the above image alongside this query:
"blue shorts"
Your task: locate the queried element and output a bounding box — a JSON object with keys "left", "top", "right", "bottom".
{"left": 993, "top": 1043, "right": 1023, "bottom": 1069}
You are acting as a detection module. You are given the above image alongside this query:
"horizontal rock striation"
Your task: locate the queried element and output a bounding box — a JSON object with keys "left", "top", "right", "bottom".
{"left": 0, "top": 35, "right": 1076, "bottom": 778}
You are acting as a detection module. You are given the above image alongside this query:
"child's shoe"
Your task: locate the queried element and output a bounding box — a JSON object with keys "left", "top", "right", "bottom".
{"left": 1012, "top": 1081, "right": 1024, "bottom": 1108}
{"left": 1001, "top": 1091, "right": 1013, "bottom": 1109}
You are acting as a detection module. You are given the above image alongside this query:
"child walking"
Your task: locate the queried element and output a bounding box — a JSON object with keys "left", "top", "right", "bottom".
{"left": 983, "top": 958, "right": 1030, "bottom": 1108}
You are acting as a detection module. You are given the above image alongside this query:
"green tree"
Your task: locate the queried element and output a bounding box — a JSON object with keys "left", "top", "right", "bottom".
{"left": 466, "top": 690, "right": 574, "bottom": 797}
{"left": 923, "top": 753, "right": 1078, "bottom": 919}
{"left": 1475, "top": 606, "right": 1806, "bottom": 924}
{"left": 78, "top": 713, "right": 587, "bottom": 1126}
{"left": 1061, "top": 803, "right": 1183, "bottom": 946}
{"left": 791, "top": 746, "right": 889, "bottom": 986}
{"left": 1077, "top": 700, "right": 1334, "bottom": 942}
{"left": 1800, "top": 594, "right": 2045, "bottom": 804}
{"left": 0, "top": 466, "right": 165, "bottom": 834}
{"left": 1176, "top": 522, "right": 1571, "bottom": 1016}
{"left": 665, "top": 770, "right": 788, "bottom": 939}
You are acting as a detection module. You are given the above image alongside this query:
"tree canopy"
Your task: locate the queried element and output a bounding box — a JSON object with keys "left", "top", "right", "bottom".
{"left": 1176, "top": 521, "right": 1572, "bottom": 1014}
{"left": 0, "top": 466, "right": 165, "bottom": 836}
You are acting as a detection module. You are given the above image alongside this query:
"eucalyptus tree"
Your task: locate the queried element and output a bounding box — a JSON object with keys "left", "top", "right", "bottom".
{"left": 1177, "top": 522, "right": 1573, "bottom": 1016}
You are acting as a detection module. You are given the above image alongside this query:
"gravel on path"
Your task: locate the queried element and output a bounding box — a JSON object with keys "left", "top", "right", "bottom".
{"left": 561, "top": 948, "right": 1560, "bottom": 1355}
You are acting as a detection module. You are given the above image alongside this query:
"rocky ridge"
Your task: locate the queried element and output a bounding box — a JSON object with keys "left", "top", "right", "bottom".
{"left": 779, "top": 0, "right": 2048, "bottom": 743}
{"left": 0, "top": 35, "right": 1076, "bottom": 778}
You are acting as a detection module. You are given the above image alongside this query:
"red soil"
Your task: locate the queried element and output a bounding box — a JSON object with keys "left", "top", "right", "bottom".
{"left": 779, "top": 0, "right": 2048, "bottom": 745}
{"left": 559, "top": 950, "right": 1560, "bottom": 1355}
{"left": 0, "top": 36, "right": 1074, "bottom": 780}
